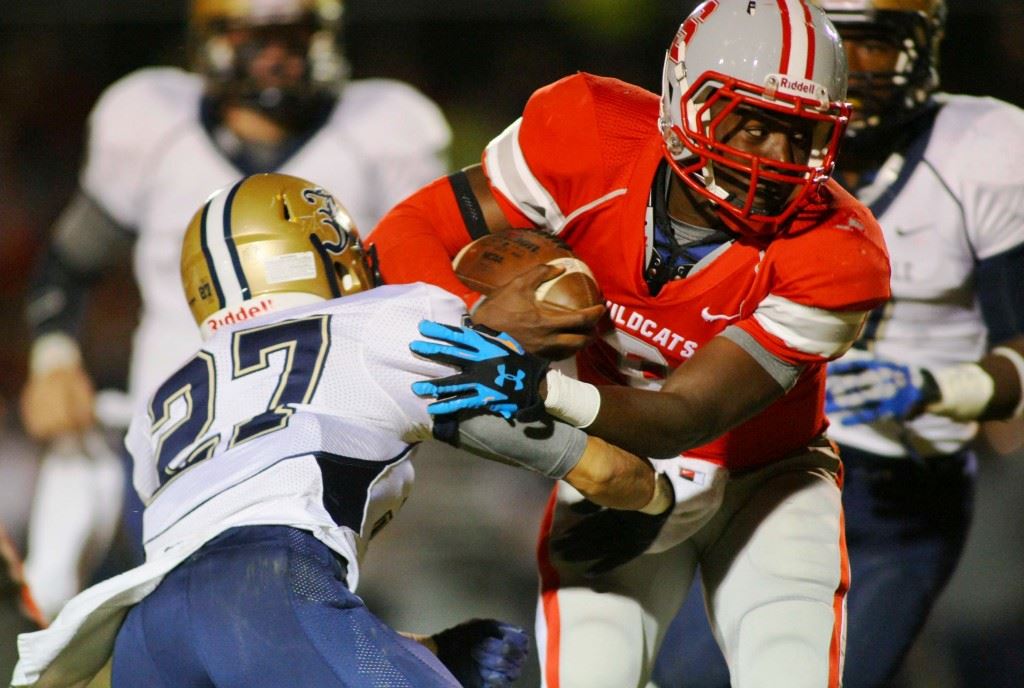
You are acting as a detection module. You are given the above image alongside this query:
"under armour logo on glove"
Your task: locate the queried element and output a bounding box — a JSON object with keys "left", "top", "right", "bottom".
{"left": 410, "top": 320, "right": 549, "bottom": 422}
{"left": 494, "top": 364, "right": 526, "bottom": 391}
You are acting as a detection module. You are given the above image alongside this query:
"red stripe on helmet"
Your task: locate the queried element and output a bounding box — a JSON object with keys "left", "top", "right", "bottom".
{"left": 799, "top": 0, "right": 816, "bottom": 79}
{"left": 677, "top": 0, "right": 721, "bottom": 57}
{"left": 777, "top": 0, "right": 793, "bottom": 74}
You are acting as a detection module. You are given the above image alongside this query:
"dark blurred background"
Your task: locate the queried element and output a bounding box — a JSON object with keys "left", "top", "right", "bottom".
{"left": 1, "top": 2, "right": 1023, "bottom": 686}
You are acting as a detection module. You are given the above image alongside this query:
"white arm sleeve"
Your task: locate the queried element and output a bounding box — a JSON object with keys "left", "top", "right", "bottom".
{"left": 456, "top": 414, "right": 587, "bottom": 479}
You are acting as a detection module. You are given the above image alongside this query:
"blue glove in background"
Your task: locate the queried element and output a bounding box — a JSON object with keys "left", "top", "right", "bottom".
{"left": 410, "top": 320, "right": 548, "bottom": 421}
{"left": 825, "top": 355, "right": 935, "bottom": 425}
{"left": 433, "top": 618, "right": 530, "bottom": 688}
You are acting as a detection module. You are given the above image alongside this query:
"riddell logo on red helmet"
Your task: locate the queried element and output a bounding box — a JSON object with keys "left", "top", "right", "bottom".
{"left": 765, "top": 73, "right": 828, "bottom": 106}
{"left": 779, "top": 77, "right": 816, "bottom": 95}
{"left": 207, "top": 298, "right": 275, "bottom": 332}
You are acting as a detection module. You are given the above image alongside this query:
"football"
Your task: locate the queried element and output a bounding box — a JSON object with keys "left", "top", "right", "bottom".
{"left": 452, "top": 229, "right": 603, "bottom": 311}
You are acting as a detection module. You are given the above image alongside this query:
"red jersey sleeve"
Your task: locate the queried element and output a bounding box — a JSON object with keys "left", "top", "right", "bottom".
{"left": 368, "top": 175, "right": 484, "bottom": 307}
{"left": 735, "top": 183, "right": 893, "bottom": 365}
{"left": 483, "top": 73, "right": 657, "bottom": 235}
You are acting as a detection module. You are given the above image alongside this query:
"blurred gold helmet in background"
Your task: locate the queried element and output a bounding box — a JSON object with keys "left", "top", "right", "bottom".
{"left": 818, "top": 0, "right": 946, "bottom": 136}
{"left": 188, "top": 0, "right": 347, "bottom": 127}
{"left": 181, "top": 173, "right": 376, "bottom": 339}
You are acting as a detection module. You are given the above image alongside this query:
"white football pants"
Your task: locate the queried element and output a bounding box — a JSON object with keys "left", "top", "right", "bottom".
{"left": 536, "top": 442, "right": 848, "bottom": 688}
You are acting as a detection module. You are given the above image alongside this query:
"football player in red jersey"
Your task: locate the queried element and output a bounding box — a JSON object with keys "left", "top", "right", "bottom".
{"left": 370, "top": 1, "right": 891, "bottom": 686}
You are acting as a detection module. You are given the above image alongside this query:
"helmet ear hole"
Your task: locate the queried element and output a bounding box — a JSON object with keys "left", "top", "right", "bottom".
{"left": 334, "top": 262, "right": 354, "bottom": 293}
{"left": 334, "top": 259, "right": 372, "bottom": 295}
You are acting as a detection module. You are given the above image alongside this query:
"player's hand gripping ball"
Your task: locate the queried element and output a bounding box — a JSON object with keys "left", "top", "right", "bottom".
{"left": 453, "top": 229, "right": 602, "bottom": 311}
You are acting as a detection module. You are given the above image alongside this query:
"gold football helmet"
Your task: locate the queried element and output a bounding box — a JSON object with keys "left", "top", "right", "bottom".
{"left": 181, "top": 173, "right": 376, "bottom": 338}
{"left": 818, "top": 1, "right": 945, "bottom": 135}
{"left": 188, "top": 0, "right": 347, "bottom": 126}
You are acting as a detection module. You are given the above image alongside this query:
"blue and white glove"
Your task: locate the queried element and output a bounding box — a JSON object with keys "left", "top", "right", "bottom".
{"left": 410, "top": 320, "right": 549, "bottom": 422}
{"left": 825, "top": 352, "right": 939, "bottom": 425}
{"left": 433, "top": 618, "right": 530, "bottom": 688}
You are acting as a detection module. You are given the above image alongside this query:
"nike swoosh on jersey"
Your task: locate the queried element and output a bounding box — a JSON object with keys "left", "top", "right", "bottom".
{"left": 893, "top": 224, "right": 930, "bottom": 237}
{"left": 700, "top": 307, "right": 741, "bottom": 323}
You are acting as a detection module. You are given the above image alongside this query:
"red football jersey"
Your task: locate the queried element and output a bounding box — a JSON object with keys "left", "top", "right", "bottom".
{"left": 481, "top": 73, "right": 890, "bottom": 470}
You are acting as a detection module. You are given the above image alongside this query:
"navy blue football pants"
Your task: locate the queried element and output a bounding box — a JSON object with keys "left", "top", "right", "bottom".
{"left": 111, "top": 526, "right": 461, "bottom": 687}
{"left": 652, "top": 446, "right": 975, "bottom": 688}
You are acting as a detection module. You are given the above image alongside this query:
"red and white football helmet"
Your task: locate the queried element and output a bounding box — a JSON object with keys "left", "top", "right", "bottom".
{"left": 660, "top": 0, "right": 851, "bottom": 235}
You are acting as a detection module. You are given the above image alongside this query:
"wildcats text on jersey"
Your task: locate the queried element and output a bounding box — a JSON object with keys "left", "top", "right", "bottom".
{"left": 606, "top": 301, "right": 700, "bottom": 359}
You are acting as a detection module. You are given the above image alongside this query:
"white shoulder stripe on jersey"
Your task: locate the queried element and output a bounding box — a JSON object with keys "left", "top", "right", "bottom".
{"left": 752, "top": 294, "right": 867, "bottom": 358}
{"left": 486, "top": 119, "right": 566, "bottom": 230}
{"left": 564, "top": 188, "right": 629, "bottom": 226}
{"left": 485, "top": 118, "right": 629, "bottom": 234}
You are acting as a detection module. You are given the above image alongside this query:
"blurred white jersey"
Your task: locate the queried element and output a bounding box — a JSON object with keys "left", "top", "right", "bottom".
{"left": 125, "top": 283, "right": 465, "bottom": 591}
{"left": 81, "top": 67, "right": 450, "bottom": 402}
{"left": 829, "top": 95, "right": 1024, "bottom": 457}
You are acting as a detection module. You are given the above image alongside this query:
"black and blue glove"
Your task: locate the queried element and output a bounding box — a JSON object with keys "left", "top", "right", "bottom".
{"left": 433, "top": 618, "right": 530, "bottom": 688}
{"left": 410, "top": 320, "right": 549, "bottom": 422}
{"left": 825, "top": 353, "right": 940, "bottom": 425}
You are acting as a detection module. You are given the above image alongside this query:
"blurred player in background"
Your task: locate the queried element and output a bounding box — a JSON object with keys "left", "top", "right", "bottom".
{"left": 369, "top": 2, "right": 892, "bottom": 686}
{"left": 18, "top": 0, "right": 450, "bottom": 619}
{"left": 12, "top": 173, "right": 676, "bottom": 688}
{"left": 652, "top": 2, "right": 1024, "bottom": 687}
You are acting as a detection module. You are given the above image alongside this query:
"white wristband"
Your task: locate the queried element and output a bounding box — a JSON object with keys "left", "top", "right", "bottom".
{"left": 991, "top": 346, "right": 1024, "bottom": 418}
{"left": 29, "top": 332, "right": 83, "bottom": 375}
{"left": 543, "top": 369, "right": 601, "bottom": 428}
{"left": 925, "top": 363, "right": 995, "bottom": 422}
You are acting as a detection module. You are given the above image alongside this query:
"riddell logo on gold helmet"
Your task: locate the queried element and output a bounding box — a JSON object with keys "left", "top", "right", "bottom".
{"left": 206, "top": 298, "right": 275, "bottom": 333}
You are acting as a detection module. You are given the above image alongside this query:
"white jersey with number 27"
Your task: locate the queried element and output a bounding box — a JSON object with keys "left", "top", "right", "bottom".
{"left": 125, "top": 283, "right": 465, "bottom": 592}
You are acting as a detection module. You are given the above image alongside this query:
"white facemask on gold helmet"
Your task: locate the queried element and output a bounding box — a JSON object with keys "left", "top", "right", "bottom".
{"left": 819, "top": 0, "right": 945, "bottom": 136}
{"left": 188, "top": 0, "right": 347, "bottom": 126}
{"left": 181, "top": 173, "right": 376, "bottom": 339}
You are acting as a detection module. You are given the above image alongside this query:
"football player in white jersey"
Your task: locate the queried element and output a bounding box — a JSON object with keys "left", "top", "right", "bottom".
{"left": 18, "top": 0, "right": 450, "bottom": 618}
{"left": 12, "top": 173, "right": 674, "bottom": 688}
{"left": 652, "top": 3, "right": 1024, "bottom": 688}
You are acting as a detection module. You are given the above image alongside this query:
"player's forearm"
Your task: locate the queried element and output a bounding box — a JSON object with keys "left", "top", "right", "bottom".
{"left": 974, "top": 245, "right": 1024, "bottom": 420}
{"left": 583, "top": 386, "right": 726, "bottom": 459}
{"left": 26, "top": 190, "right": 130, "bottom": 339}
{"left": 454, "top": 413, "right": 588, "bottom": 480}
{"left": 545, "top": 337, "right": 784, "bottom": 458}
{"left": 399, "top": 631, "right": 438, "bottom": 655}
{"left": 564, "top": 436, "right": 665, "bottom": 511}
{"left": 544, "top": 376, "right": 720, "bottom": 458}
{"left": 978, "top": 336, "right": 1024, "bottom": 420}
